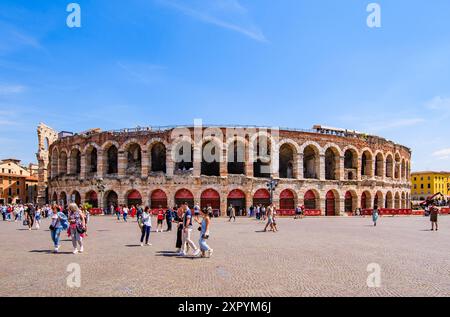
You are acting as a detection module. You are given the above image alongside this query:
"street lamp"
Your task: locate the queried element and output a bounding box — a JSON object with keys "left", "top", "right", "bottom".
{"left": 266, "top": 177, "right": 278, "bottom": 204}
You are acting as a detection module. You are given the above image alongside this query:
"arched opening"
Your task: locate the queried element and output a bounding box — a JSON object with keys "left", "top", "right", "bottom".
{"left": 106, "top": 145, "right": 118, "bottom": 175}
{"left": 361, "top": 151, "right": 373, "bottom": 177}
{"left": 150, "top": 189, "right": 168, "bottom": 209}
{"left": 70, "top": 149, "right": 81, "bottom": 175}
{"left": 44, "top": 137, "right": 49, "bottom": 151}
{"left": 279, "top": 189, "right": 295, "bottom": 210}
{"left": 375, "top": 153, "right": 384, "bottom": 177}
{"left": 126, "top": 143, "right": 142, "bottom": 176}
{"left": 104, "top": 191, "right": 118, "bottom": 212}
{"left": 361, "top": 191, "right": 371, "bottom": 210}
{"left": 325, "top": 190, "right": 337, "bottom": 216}
{"left": 385, "top": 155, "right": 393, "bottom": 178}
{"left": 151, "top": 143, "right": 166, "bottom": 173}
{"left": 279, "top": 144, "right": 295, "bottom": 179}
{"left": 303, "top": 145, "right": 319, "bottom": 179}
{"left": 394, "top": 192, "right": 400, "bottom": 209}
{"left": 253, "top": 136, "right": 271, "bottom": 178}
{"left": 174, "top": 141, "right": 194, "bottom": 172}
{"left": 60, "top": 192, "right": 67, "bottom": 206}
{"left": 385, "top": 192, "right": 393, "bottom": 209}
{"left": 374, "top": 191, "right": 383, "bottom": 209}
{"left": 201, "top": 189, "right": 220, "bottom": 212}
{"left": 227, "top": 139, "right": 245, "bottom": 175}
{"left": 325, "top": 147, "right": 339, "bottom": 180}
{"left": 52, "top": 192, "right": 58, "bottom": 203}
{"left": 59, "top": 151, "right": 68, "bottom": 176}
{"left": 394, "top": 154, "right": 401, "bottom": 179}
{"left": 227, "top": 189, "right": 246, "bottom": 216}
{"left": 304, "top": 190, "right": 317, "bottom": 210}
{"left": 50, "top": 149, "right": 58, "bottom": 178}
{"left": 201, "top": 140, "right": 220, "bottom": 176}
{"left": 401, "top": 159, "right": 406, "bottom": 180}
{"left": 401, "top": 192, "right": 406, "bottom": 208}
{"left": 344, "top": 149, "right": 357, "bottom": 180}
{"left": 253, "top": 189, "right": 271, "bottom": 207}
{"left": 127, "top": 190, "right": 142, "bottom": 207}
{"left": 85, "top": 146, "right": 98, "bottom": 176}
{"left": 174, "top": 189, "right": 194, "bottom": 209}
{"left": 71, "top": 191, "right": 81, "bottom": 205}
{"left": 344, "top": 191, "right": 356, "bottom": 212}
{"left": 85, "top": 191, "right": 98, "bottom": 208}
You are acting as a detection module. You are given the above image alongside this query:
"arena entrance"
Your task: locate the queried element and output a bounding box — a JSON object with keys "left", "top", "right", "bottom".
{"left": 227, "top": 189, "right": 246, "bottom": 216}
{"left": 71, "top": 191, "right": 81, "bottom": 205}
{"left": 104, "top": 191, "right": 118, "bottom": 213}
{"left": 85, "top": 191, "right": 98, "bottom": 208}
{"left": 60, "top": 192, "right": 67, "bottom": 206}
{"left": 151, "top": 189, "right": 168, "bottom": 210}
{"left": 279, "top": 189, "right": 295, "bottom": 210}
{"left": 325, "top": 190, "right": 335, "bottom": 216}
{"left": 253, "top": 189, "right": 271, "bottom": 208}
{"left": 201, "top": 189, "right": 220, "bottom": 214}
{"left": 304, "top": 190, "right": 317, "bottom": 210}
{"left": 127, "top": 190, "right": 142, "bottom": 207}
{"left": 175, "top": 189, "right": 194, "bottom": 209}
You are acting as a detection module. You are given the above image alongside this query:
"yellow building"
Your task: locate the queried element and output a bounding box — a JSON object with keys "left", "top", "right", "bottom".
{"left": 0, "top": 159, "right": 38, "bottom": 205}
{"left": 411, "top": 171, "right": 450, "bottom": 201}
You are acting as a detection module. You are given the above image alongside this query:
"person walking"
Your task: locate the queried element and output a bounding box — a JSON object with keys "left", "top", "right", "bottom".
{"left": 430, "top": 204, "right": 439, "bottom": 231}
{"left": 140, "top": 207, "right": 152, "bottom": 246}
{"left": 194, "top": 208, "right": 213, "bottom": 258}
{"left": 49, "top": 208, "right": 68, "bottom": 253}
{"left": 1, "top": 204, "right": 6, "bottom": 221}
{"left": 25, "top": 204, "right": 35, "bottom": 230}
{"left": 372, "top": 207, "right": 379, "bottom": 227}
{"left": 228, "top": 204, "right": 236, "bottom": 222}
{"left": 165, "top": 206, "right": 174, "bottom": 232}
{"left": 180, "top": 203, "right": 200, "bottom": 256}
{"left": 35, "top": 206, "right": 42, "bottom": 230}
{"left": 115, "top": 205, "right": 121, "bottom": 221}
{"left": 67, "top": 203, "right": 86, "bottom": 254}
{"left": 263, "top": 204, "right": 276, "bottom": 232}
{"left": 294, "top": 205, "right": 302, "bottom": 220}
{"left": 156, "top": 206, "right": 165, "bottom": 232}
{"left": 175, "top": 206, "right": 184, "bottom": 253}
{"left": 122, "top": 205, "right": 129, "bottom": 222}
{"left": 136, "top": 204, "right": 143, "bottom": 221}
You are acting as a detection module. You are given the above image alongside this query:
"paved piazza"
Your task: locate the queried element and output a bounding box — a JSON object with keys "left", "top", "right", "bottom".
{"left": 1, "top": 215, "right": 449, "bottom": 297}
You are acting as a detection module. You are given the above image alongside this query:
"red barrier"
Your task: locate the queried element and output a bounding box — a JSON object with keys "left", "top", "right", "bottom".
{"left": 277, "top": 209, "right": 295, "bottom": 216}
{"left": 90, "top": 208, "right": 103, "bottom": 215}
{"left": 304, "top": 209, "right": 321, "bottom": 216}
{"left": 441, "top": 208, "right": 450, "bottom": 214}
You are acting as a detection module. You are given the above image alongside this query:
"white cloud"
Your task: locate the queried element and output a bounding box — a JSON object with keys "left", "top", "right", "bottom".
{"left": 0, "top": 84, "right": 26, "bottom": 95}
{"left": 425, "top": 96, "right": 450, "bottom": 110}
{"left": 432, "top": 148, "right": 450, "bottom": 160}
{"left": 157, "top": 0, "right": 267, "bottom": 43}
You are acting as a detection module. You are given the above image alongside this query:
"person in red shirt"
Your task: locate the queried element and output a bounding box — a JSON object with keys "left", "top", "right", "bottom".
{"left": 130, "top": 205, "right": 137, "bottom": 218}
{"left": 156, "top": 206, "right": 164, "bottom": 232}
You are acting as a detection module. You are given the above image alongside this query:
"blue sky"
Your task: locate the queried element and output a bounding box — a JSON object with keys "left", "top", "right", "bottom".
{"left": 0, "top": 0, "right": 450, "bottom": 171}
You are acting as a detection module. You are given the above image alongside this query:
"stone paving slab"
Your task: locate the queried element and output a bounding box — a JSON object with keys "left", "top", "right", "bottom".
{"left": 0, "top": 216, "right": 449, "bottom": 297}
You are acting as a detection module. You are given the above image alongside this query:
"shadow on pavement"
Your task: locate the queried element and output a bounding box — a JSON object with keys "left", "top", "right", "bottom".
{"left": 29, "top": 249, "right": 73, "bottom": 255}
{"left": 125, "top": 244, "right": 142, "bottom": 247}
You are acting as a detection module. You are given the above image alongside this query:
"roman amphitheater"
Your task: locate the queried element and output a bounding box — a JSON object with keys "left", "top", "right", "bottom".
{"left": 36, "top": 123, "right": 411, "bottom": 216}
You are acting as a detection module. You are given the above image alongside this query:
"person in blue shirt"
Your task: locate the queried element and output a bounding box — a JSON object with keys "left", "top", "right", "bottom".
{"left": 165, "top": 207, "right": 174, "bottom": 232}
{"left": 179, "top": 203, "right": 200, "bottom": 257}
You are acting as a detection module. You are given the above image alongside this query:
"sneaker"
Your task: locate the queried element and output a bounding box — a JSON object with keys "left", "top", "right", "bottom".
{"left": 145, "top": 243, "right": 152, "bottom": 246}
{"left": 79, "top": 247, "right": 84, "bottom": 253}
{"left": 53, "top": 247, "right": 59, "bottom": 253}
{"left": 208, "top": 249, "right": 214, "bottom": 258}
{"left": 176, "top": 248, "right": 181, "bottom": 253}
{"left": 73, "top": 249, "right": 79, "bottom": 254}
{"left": 193, "top": 249, "right": 201, "bottom": 256}
{"left": 140, "top": 243, "right": 144, "bottom": 247}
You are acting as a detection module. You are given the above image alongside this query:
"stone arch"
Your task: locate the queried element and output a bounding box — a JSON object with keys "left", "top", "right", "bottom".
{"left": 344, "top": 190, "right": 357, "bottom": 212}
{"left": 85, "top": 190, "right": 98, "bottom": 208}
{"left": 50, "top": 147, "right": 59, "bottom": 178}
{"left": 201, "top": 137, "right": 222, "bottom": 176}
{"left": 149, "top": 142, "right": 167, "bottom": 173}
{"left": 401, "top": 192, "right": 406, "bottom": 209}
{"left": 325, "top": 189, "right": 340, "bottom": 216}
{"left": 60, "top": 191, "right": 67, "bottom": 206}
{"left": 278, "top": 188, "right": 297, "bottom": 210}
{"left": 304, "top": 189, "right": 320, "bottom": 210}
{"left": 343, "top": 146, "right": 358, "bottom": 180}
{"left": 385, "top": 191, "right": 393, "bottom": 209}
{"left": 394, "top": 153, "right": 401, "bottom": 180}
{"left": 84, "top": 143, "right": 100, "bottom": 176}
{"left": 385, "top": 153, "right": 394, "bottom": 178}
{"left": 324, "top": 145, "right": 341, "bottom": 180}
{"left": 374, "top": 191, "right": 383, "bottom": 209}
{"left": 58, "top": 150, "right": 68, "bottom": 176}
{"left": 279, "top": 142, "right": 298, "bottom": 179}
{"left": 374, "top": 151, "right": 384, "bottom": 177}
{"left": 70, "top": 190, "right": 82, "bottom": 205}
{"left": 102, "top": 141, "right": 119, "bottom": 175}
{"left": 172, "top": 137, "right": 194, "bottom": 172}
{"left": 69, "top": 147, "right": 81, "bottom": 175}
{"left": 124, "top": 141, "right": 142, "bottom": 176}
{"left": 104, "top": 190, "right": 119, "bottom": 211}
{"left": 174, "top": 188, "right": 195, "bottom": 209}
{"left": 251, "top": 133, "right": 273, "bottom": 178}
{"left": 302, "top": 143, "right": 320, "bottom": 179}
{"left": 150, "top": 189, "right": 168, "bottom": 209}
{"left": 361, "top": 148, "right": 374, "bottom": 177}
{"left": 361, "top": 190, "right": 372, "bottom": 210}
{"left": 401, "top": 158, "right": 406, "bottom": 180}
{"left": 125, "top": 189, "right": 143, "bottom": 207}
{"left": 227, "top": 136, "right": 247, "bottom": 175}
{"left": 394, "top": 191, "right": 400, "bottom": 209}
